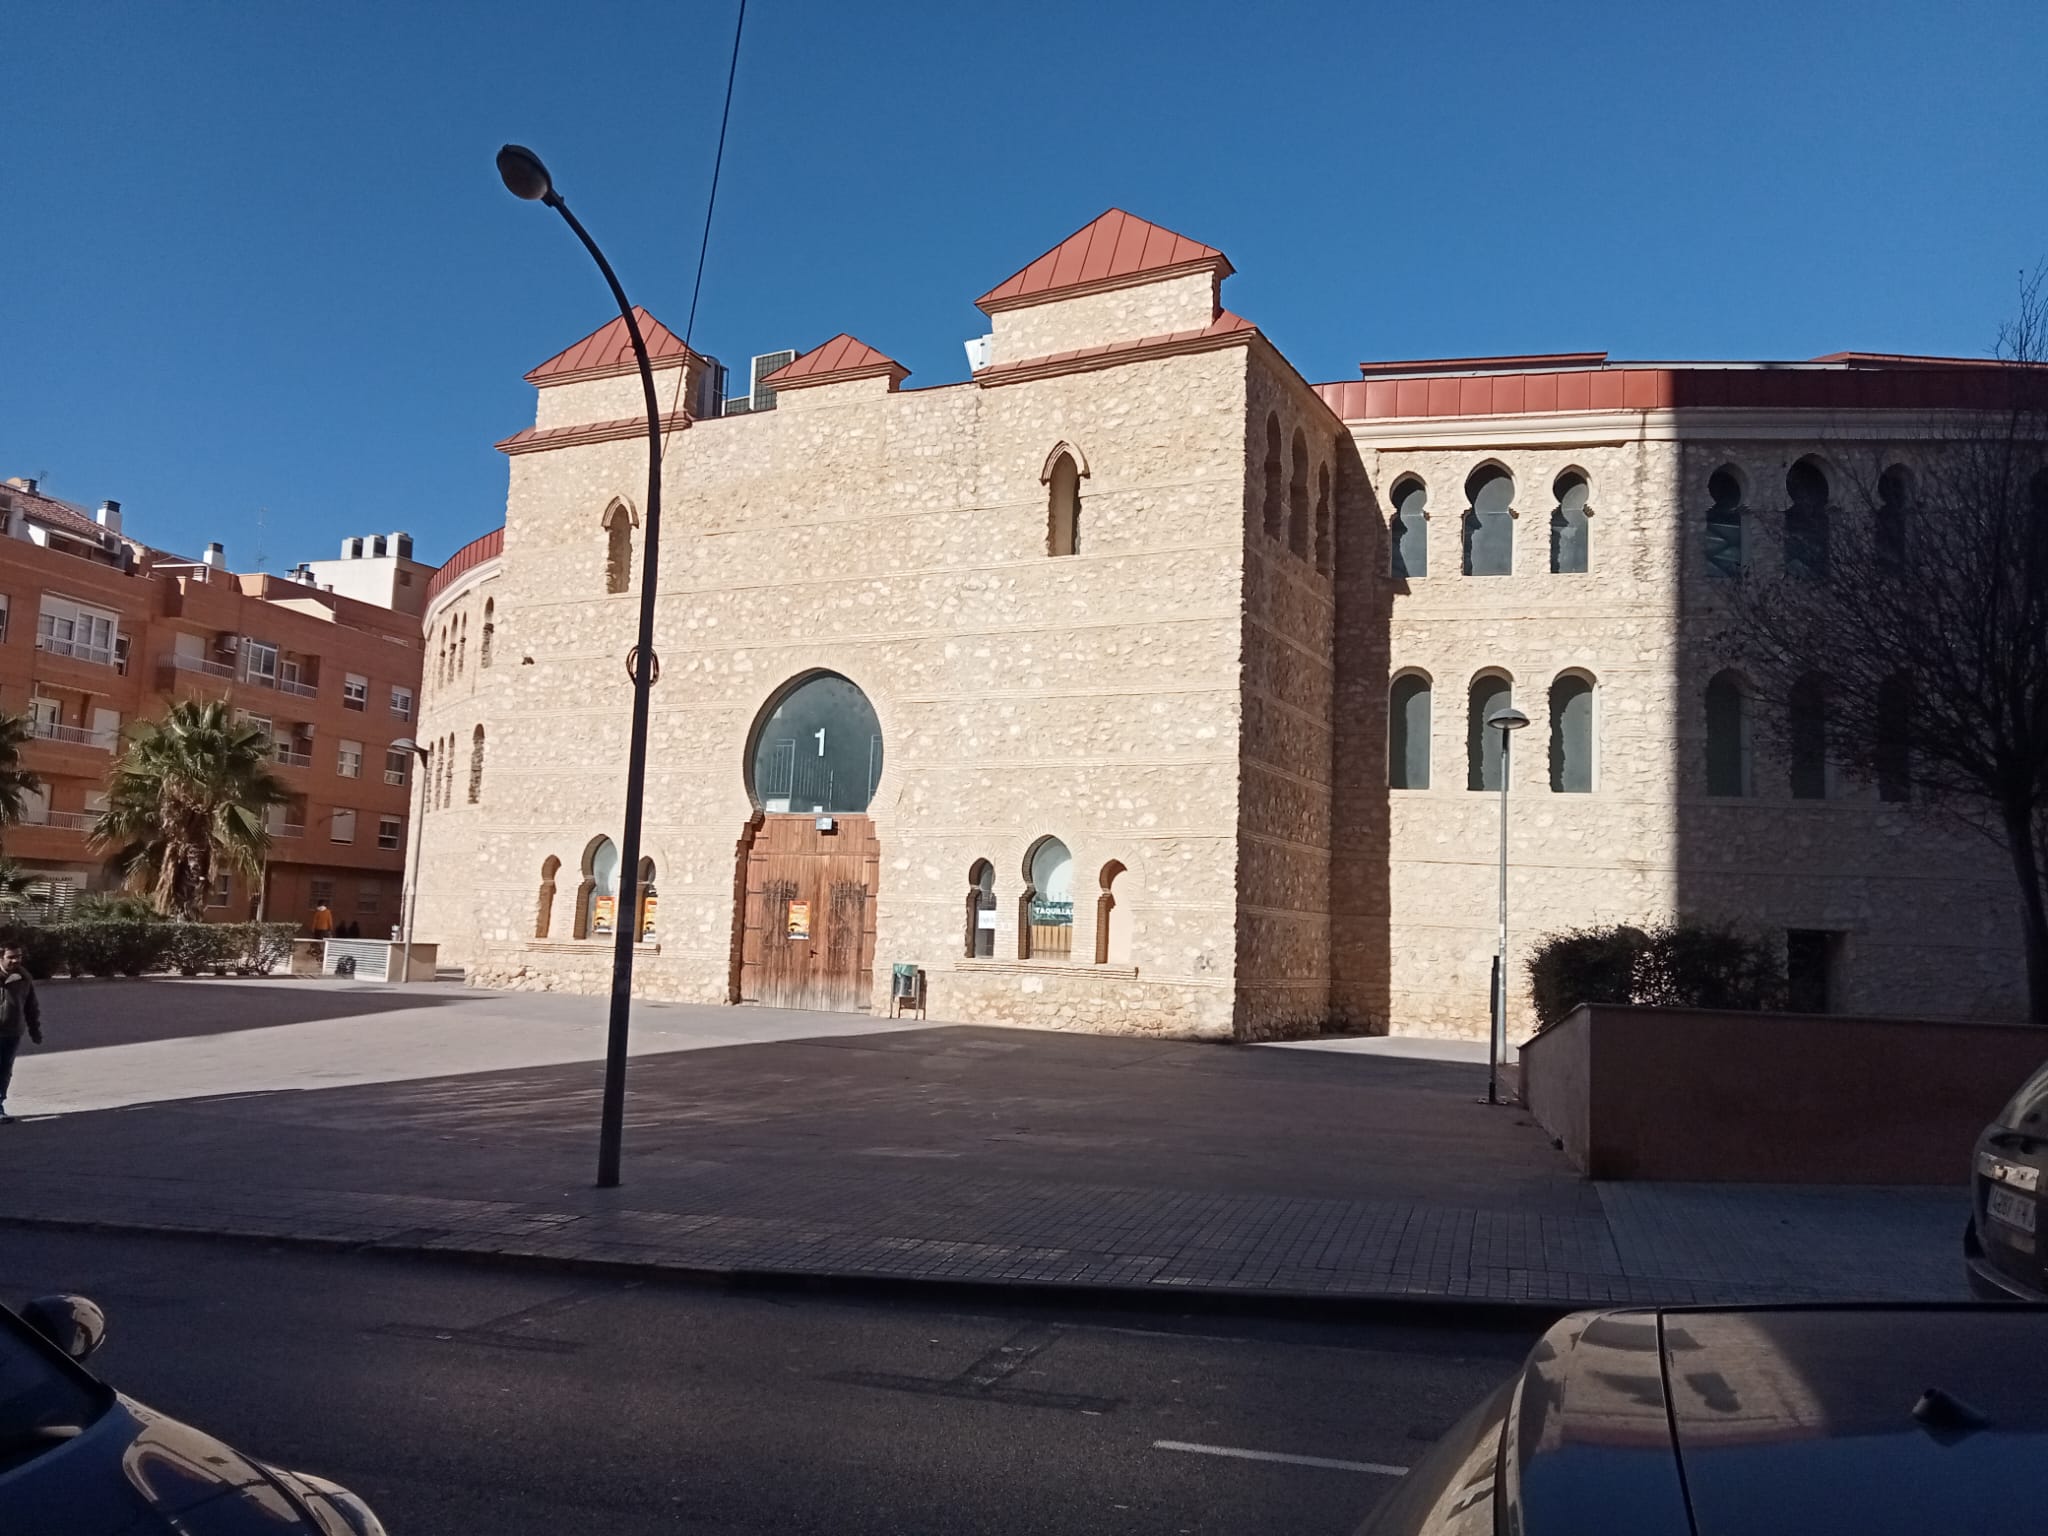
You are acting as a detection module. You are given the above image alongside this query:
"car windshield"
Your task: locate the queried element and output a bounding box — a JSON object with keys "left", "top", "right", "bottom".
{"left": 0, "top": 1307, "right": 109, "bottom": 1471}
{"left": 1999, "top": 1059, "right": 2048, "bottom": 1134}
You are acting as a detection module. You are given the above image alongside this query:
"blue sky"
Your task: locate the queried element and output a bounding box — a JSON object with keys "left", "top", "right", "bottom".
{"left": 5, "top": 1, "right": 2045, "bottom": 567}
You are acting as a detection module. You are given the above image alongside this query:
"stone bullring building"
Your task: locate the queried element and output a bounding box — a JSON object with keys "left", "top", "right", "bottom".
{"left": 413, "top": 209, "right": 2027, "bottom": 1039}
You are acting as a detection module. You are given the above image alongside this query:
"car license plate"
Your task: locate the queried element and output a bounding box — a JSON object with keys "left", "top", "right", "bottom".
{"left": 1988, "top": 1184, "right": 2038, "bottom": 1234}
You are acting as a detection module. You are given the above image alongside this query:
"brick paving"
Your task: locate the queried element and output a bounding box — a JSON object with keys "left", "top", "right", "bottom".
{"left": 0, "top": 992, "right": 1971, "bottom": 1309}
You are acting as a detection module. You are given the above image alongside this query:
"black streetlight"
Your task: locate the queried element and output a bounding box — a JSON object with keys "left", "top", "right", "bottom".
{"left": 497, "top": 143, "right": 667, "bottom": 1188}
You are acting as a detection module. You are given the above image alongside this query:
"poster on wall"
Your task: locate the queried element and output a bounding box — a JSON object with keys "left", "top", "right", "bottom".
{"left": 640, "top": 895, "right": 658, "bottom": 940}
{"left": 786, "top": 899, "right": 811, "bottom": 940}
{"left": 592, "top": 896, "right": 616, "bottom": 936}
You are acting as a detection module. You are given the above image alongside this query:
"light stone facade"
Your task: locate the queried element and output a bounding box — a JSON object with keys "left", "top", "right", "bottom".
{"left": 414, "top": 214, "right": 2029, "bottom": 1040}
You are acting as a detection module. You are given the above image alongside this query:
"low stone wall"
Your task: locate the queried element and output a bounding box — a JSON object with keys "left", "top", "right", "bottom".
{"left": 1522, "top": 1003, "right": 2048, "bottom": 1184}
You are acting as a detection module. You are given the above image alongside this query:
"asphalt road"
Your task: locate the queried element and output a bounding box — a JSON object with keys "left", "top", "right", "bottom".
{"left": 0, "top": 1228, "right": 1537, "bottom": 1535}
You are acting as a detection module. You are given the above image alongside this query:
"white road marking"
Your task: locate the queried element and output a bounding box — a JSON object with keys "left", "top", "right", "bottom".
{"left": 1151, "top": 1440, "right": 1408, "bottom": 1476}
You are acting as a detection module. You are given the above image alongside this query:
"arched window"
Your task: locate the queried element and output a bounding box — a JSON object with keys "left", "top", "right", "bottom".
{"left": 1467, "top": 672, "right": 1513, "bottom": 791}
{"left": 1047, "top": 452, "right": 1080, "bottom": 557}
{"left": 1262, "top": 415, "right": 1283, "bottom": 539}
{"left": 1705, "top": 467, "right": 1744, "bottom": 577}
{"left": 602, "top": 501, "right": 634, "bottom": 594}
{"left": 1876, "top": 671, "right": 1912, "bottom": 802}
{"left": 1704, "top": 670, "right": 1751, "bottom": 796}
{"left": 1096, "top": 860, "right": 1130, "bottom": 965}
{"left": 1390, "top": 477, "right": 1428, "bottom": 578}
{"left": 1314, "top": 463, "right": 1332, "bottom": 576}
{"left": 1462, "top": 466, "right": 1514, "bottom": 576}
{"left": 1548, "top": 673, "right": 1595, "bottom": 793}
{"left": 965, "top": 859, "right": 996, "bottom": 958}
{"left": 481, "top": 598, "right": 495, "bottom": 668}
{"left": 576, "top": 836, "right": 620, "bottom": 939}
{"left": 749, "top": 672, "right": 884, "bottom": 814}
{"left": 1020, "top": 836, "right": 1073, "bottom": 960}
{"left": 536, "top": 855, "right": 560, "bottom": 939}
{"left": 457, "top": 615, "right": 467, "bottom": 675}
{"left": 636, "top": 856, "right": 658, "bottom": 940}
{"left": 1287, "top": 429, "right": 1311, "bottom": 558}
{"left": 1550, "top": 471, "right": 1590, "bottom": 574}
{"left": 445, "top": 734, "right": 457, "bottom": 808}
{"left": 1388, "top": 672, "right": 1431, "bottom": 789}
{"left": 1786, "top": 458, "right": 1831, "bottom": 580}
{"left": 1789, "top": 672, "right": 1829, "bottom": 799}
{"left": 1876, "top": 465, "right": 1911, "bottom": 568}
{"left": 468, "top": 724, "right": 484, "bottom": 804}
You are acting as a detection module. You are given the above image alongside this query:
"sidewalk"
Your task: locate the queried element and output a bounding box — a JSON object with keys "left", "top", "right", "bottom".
{"left": 0, "top": 982, "right": 1969, "bottom": 1311}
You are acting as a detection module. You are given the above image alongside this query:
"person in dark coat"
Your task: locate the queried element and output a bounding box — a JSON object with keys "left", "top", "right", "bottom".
{"left": 0, "top": 944, "right": 44, "bottom": 1124}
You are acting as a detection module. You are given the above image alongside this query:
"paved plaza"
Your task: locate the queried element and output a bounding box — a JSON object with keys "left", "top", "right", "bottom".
{"left": 0, "top": 977, "right": 1970, "bottom": 1310}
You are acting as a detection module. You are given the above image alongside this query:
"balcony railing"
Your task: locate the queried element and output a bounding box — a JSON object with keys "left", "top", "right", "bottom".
{"left": 20, "top": 809, "right": 96, "bottom": 832}
{"left": 166, "top": 652, "right": 238, "bottom": 681}
{"left": 271, "top": 823, "right": 306, "bottom": 840}
{"left": 35, "top": 636, "right": 115, "bottom": 668}
{"left": 277, "top": 675, "right": 319, "bottom": 699}
{"left": 383, "top": 769, "right": 407, "bottom": 786}
{"left": 274, "top": 746, "right": 313, "bottom": 768}
{"left": 32, "top": 720, "right": 117, "bottom": 751}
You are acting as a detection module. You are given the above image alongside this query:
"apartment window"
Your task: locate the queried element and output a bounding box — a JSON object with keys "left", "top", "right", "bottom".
{"left": 384, "top": 746, "right": 410, "bottom": 786}
{"left": 337, "top": 739, "right": 363, "bottom": 779}
{"left": 0, "top": 592, "right": 11, "bottom": 643}
{"left": 243, "top": 639, "right": 279, "bottom": 685}
{"left": 343, "top": 673, "right": 368, "bottom": 711}
{"left": 390, "top": 685, "right": 413, "bottom": 721}
{"left": 331, "top": 808, "right": 357, "bottom": 844}
{"left": 237, "top": 711, "right": 273, "bottom": 742}
{"left": 36, "top": 596, "right": 119, "bottom": 666}
{"left": 378, "top": 815, "right": 403, "bottom": 851}
{"left": 310, "top": 878, "right": 335, "bottom": 906}
{"left": 207, "top": 873, "right": 231, "bottom": 910}
{"left": 357, "top": 887, "right": 382, "bottom": 916}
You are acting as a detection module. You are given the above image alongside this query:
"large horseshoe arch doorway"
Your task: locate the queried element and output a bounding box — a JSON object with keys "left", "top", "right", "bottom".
{"left": 733, "top": 672, "right": 882, "bottom": 1012}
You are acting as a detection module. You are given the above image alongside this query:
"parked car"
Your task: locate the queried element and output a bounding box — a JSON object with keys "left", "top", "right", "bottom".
{"left": 1359, "top": 1304, "right": 2048, "bottom": 1535}
{"left": 0, "top": 1293, "right": 384, "bottom": 1534}
{"left": 1966, "top": 1057, "right": 2048, "bottom": 1301}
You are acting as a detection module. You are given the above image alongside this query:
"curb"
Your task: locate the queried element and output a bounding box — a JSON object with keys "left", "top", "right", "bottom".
{"left": 0, "top": 1213, "right": 1575, "bottom": 1333}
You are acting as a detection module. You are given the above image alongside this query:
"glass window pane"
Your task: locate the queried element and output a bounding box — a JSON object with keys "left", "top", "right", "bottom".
{"left": 1550, "top": 476, "right": 1589, "bottom": 574}
{"left": 749, "top": 673, "right": 884, "bottom": 815}
{"left": 1389, "top": 675, "right": 1431, "bottom": 789}
{"left": 1549, "top": 676, "right": 1593, "bottom": 792}
{"left": 1467, "top": 677, "right": 1512, "bottom": 791}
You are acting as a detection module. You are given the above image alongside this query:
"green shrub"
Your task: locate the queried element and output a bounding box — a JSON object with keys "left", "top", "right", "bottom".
{"left": 72, "top": 892, "right": 168, "bottom": 924}
{"left": 1526, "top": 919, "right": 1784, "bottom": 1025}
{"left": 59, "top": 919, "right": 165, "bottom": 977}
{"left": 0, "top": 917, "right": 303, "bottom": 979}
{"left": 164, "top": 922, "right": 235, "bottom": 976}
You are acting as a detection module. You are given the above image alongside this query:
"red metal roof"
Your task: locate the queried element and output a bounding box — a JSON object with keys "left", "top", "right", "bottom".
{"left": 1359, "top": 352, "right": 1609, "bottom": 376}
{"left": 423, "top": 526, "right": 504, "bottom": 604}
{"left": 524, "top": 308, "right": 699, "bottom": 385}
{"left": 762, "top": 334, "right": 907, "bottom": 389}
{"left": 1317, "top": 360, "right": 2032, "bottom": 422}
{"left": 975, "top": 209, "right": 1230, "bottom": 313}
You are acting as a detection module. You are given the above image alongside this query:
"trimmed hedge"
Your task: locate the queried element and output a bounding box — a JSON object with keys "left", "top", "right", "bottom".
{"left": 0, "top": 920, "right": 302, "bottom": 979}
{"left": 1527, "top": 920, "right": 1785, "bottom": 1026}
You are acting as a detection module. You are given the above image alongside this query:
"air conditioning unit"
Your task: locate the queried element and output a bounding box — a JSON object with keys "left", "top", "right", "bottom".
{"left": 217, "top": 634, "right": 241, "bottom": 653}
{"left": 750, "top": 349, "right": 796, "bottom": 412}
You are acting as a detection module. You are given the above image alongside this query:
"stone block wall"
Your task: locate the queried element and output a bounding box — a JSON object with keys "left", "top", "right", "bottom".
{"left": 988, "top": 270, "right": 1222, "bottom": 366}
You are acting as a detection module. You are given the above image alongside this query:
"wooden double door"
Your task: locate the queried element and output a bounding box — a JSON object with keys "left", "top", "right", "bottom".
{"left": 737, "top": 814, "right": 880, "bottom": 1012}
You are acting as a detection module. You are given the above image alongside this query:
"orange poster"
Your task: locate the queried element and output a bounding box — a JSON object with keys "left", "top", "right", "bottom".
{"left": 593, "top": 896, "right": 616, "bottom": 936}
{"left": 786, "top": 900, "right": 811, "bottom": 940}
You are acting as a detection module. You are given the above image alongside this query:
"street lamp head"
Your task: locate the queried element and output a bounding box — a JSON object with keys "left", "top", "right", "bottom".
{"left": 1487, "top": 706, "right": 1531, "bottom": 734}
{"left": 388, "top": 736, "right": 430, "bottom": 759}
{"left": 496, "top": 144, "right": 556, "bottom": 204}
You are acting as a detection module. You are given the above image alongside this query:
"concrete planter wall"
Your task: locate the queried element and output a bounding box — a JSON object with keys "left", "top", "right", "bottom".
{"left": 1521, "top": 1004, "right": 2048, "bottom": 1184}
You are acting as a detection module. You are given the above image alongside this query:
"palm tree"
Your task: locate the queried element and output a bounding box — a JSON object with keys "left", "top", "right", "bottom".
{"left": 92, "top": 700, "right": 289, "bottom": 918}
{"left": 0, "top": 710, "right": 42, "bottom": 839}
{"left": 0, "top": 859, "right": 37, "bottom": 912}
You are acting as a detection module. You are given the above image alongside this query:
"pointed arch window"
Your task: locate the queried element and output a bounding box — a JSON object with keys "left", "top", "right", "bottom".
{"left": 1548, "top": 673, "right": 1594, "bottom": 792}
{"left": 1314, "top": 463, "right": 1332, "bottom": 575}
{"left": 602, "top": 501, "right": 635, "bottom": 594}
{"left": 965, "top": 859, "right": 996, "bottom": 958}
{"left": 1705, "top": 467, "right": 1745, "bottom": 578}
{"left": 1047, "top": 452, "right": 1080, "bottom": 557}
{"left": 1467, "top": 673, "right": 1513, "bottom": 790}
{"left": 1462, "top": 466, "right": 1514, "bottom": 576}
{"left": 1095, "top": 861, "right": 1130, "bottom": 965}
{"left": 1390, "top": 477, "right": 1428, "bottom": 578}
{"left": 468, "top": 724, "right": 485, "bottom": 804}
{"left": 536, "top": 855, "right": 560, "bottom": 939}
{"left": 1388, "top": 673, "right": 1431, "bottom": 789}
{"left": 1020, "top": 836, "right": 1074, "bottom": 960}
{"left": 481, "top": 597, "right": 495, "bottom": 668}
{"left": 1550, "top": 471, "right": 1590, "bottom": 574}
{"left": 1876, "top": 465, "right": 1911, "bottom": 569}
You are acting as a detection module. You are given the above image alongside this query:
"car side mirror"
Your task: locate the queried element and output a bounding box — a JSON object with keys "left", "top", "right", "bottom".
{"left": 22, "top": 1295, "right": 107, "bottom": 1362}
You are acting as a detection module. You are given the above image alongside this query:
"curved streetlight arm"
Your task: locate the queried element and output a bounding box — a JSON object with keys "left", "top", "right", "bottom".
{"left": 535, "top": 192, "right": 666, "bottom": 1190}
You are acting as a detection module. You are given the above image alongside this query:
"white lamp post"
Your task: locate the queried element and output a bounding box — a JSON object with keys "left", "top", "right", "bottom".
{"left": 390, "top": 737, "right": 431, "bottom": 978}
{"left": 1486, "top": 705, "right": 1531, "bottom": 1105}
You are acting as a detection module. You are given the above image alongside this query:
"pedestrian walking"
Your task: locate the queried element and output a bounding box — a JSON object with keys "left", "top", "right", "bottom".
{"left": 0, "top": 944, "right": 43, "bottom": 1125}
{"left": 309, "top": 901, "right": 334, "bottom": 940}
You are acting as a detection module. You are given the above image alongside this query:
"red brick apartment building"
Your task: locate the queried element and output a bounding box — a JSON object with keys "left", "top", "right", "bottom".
{"left": 0, "top": 476, "right": 430, "bottom": 928}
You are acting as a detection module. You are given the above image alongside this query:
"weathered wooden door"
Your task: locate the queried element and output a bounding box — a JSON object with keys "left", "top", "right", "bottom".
{"left": 738, "top": 815, "right": 879, "bottom": 1012}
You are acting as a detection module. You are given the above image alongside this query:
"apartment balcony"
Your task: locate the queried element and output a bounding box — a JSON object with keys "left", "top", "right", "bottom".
{"left": 20, "top": 808, "right": 97, "bottom": 832}
{"left": 273, "top": 746, "right": 314, "bottom": 769}
{"left": 32, "top": 719, "right": 117, "bottom": 752}
{"left": 270, "top": 823, "right": 306, "bottom": 840}
{"left": 164, "top": 652, "right": 237, "bottom": 682}
{"left": 5, "top": 816, "right": 94, "bottom": 863}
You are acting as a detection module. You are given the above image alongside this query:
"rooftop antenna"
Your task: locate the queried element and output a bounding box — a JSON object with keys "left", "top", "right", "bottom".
{"left": 254, "top": 506, "right": 269, "bottom": 571}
